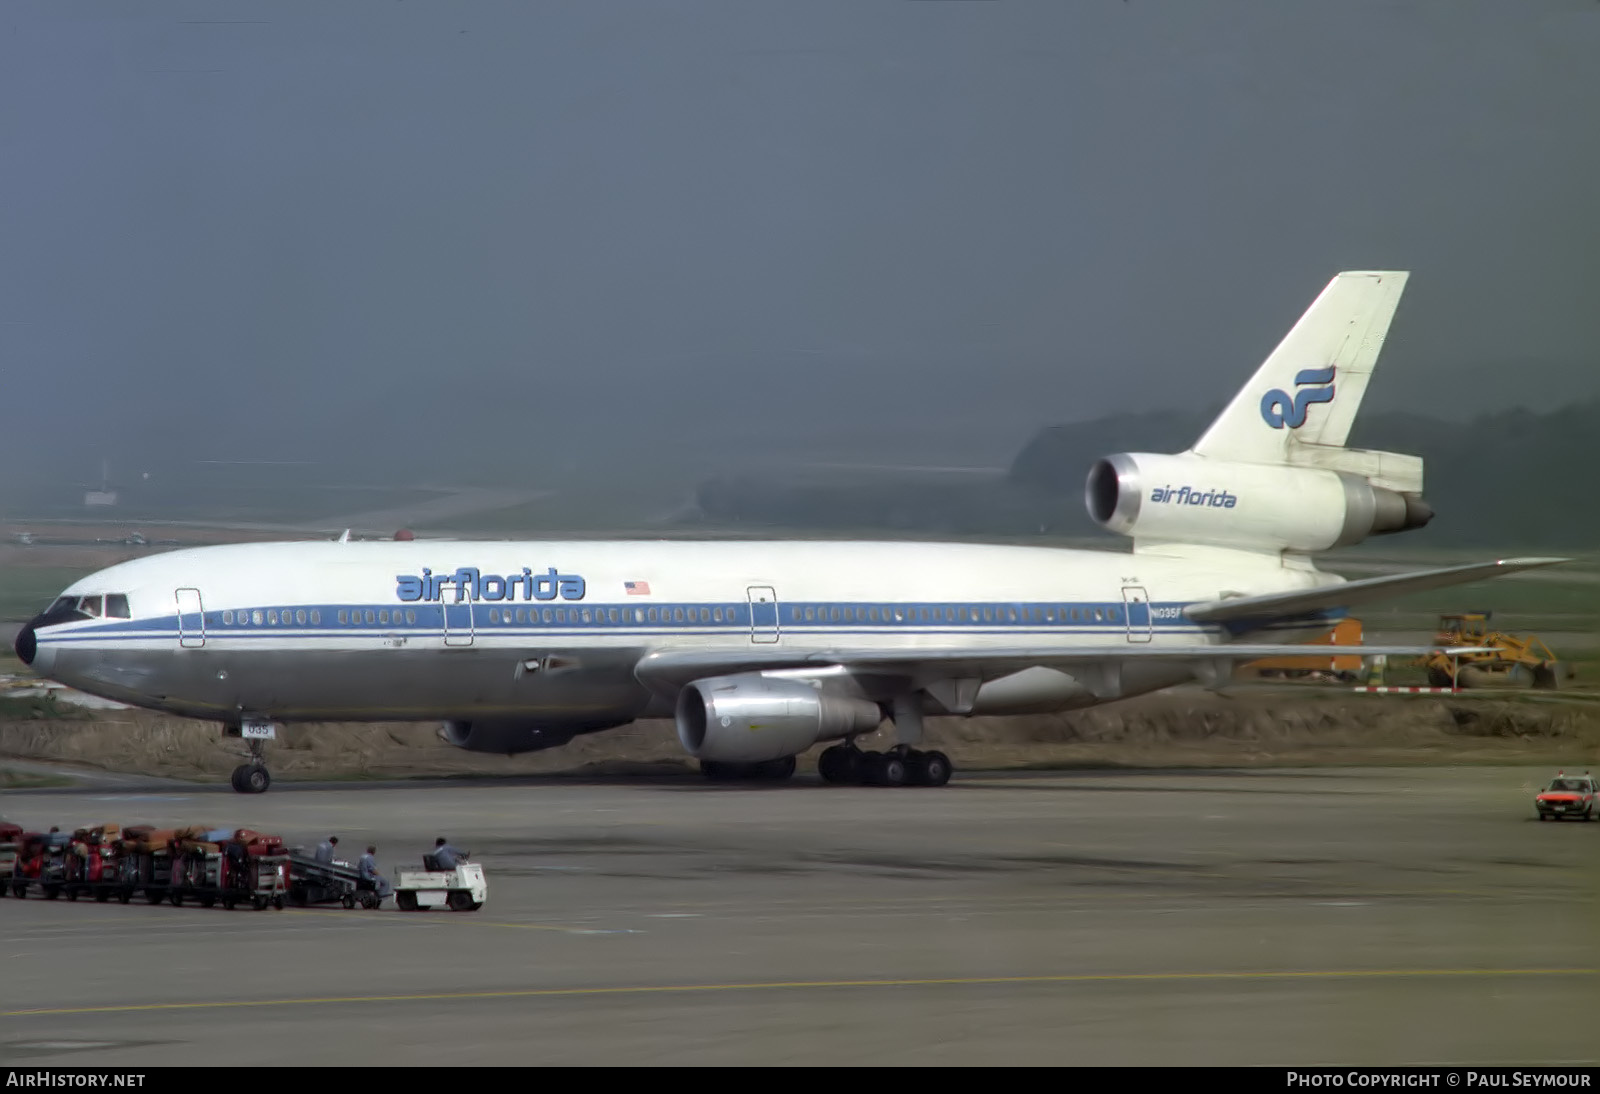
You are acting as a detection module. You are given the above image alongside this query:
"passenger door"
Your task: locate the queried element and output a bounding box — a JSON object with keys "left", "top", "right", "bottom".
{"left": 442, "top": 588, "right": 474, "bottom": 647}
{"left": 175, "top": 588, "right": 206, "bottom": 649}
{"left": 747, "top": 586, "right": 779, "bottom": 644}
{"left": 1121, "top": 586, "right": 1152, "bottom": 644}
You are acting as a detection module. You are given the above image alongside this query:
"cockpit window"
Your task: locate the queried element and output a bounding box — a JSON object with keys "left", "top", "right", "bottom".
{"left": 77, "top": 595, "right": 103, "bottom": 617}
{"left": 104, "top": 594, "right": 130, "bottom": 619}
{"left": 46, "top": 596, "right": 77, "bottom": 615}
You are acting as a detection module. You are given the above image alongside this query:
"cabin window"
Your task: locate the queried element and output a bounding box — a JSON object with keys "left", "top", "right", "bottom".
{"left": 296, "top": 609, "right": 307, "bottom": 625}
{"left": 581, "top": 609, "right": 592, "bottom": 623}
{"left": 267, "top": 610, "right": 278, "bottom": 625}
{"left": 311, "top": 610, "right": 321, "bottom": 625}
{"left": 105, "top": 594, "right": 130, "bottom": 619}
{"left": 1007, "top": 608, "right": 1018, "bottom": 623}
{"left": 364, "top": 610, "right": 375, "bottom": 624}
{"left": 609, "top": 608, "right": 619, "bottom": 623}
{"left": 867, "top": 607, "right": 878, "bottom": 622}
{"left": 516, "top": 608, "right": 527, "bottom": 623}
{"left": 223, "top": 611, "right": 234, "bottom": 625}
{"left": 338, "top": 610, "right": 348, "bottom": 624}
{"left": 488, "top": 609, "right": 499, "bottom": 623}
{"left": 1107, "top": 608, "right": 1119, "bottom": 622}
{"left": 555, "top": 609, "right": 566, "bottom": 623}
{"left": 671, "top": 607, "right": 683, "bottom": 623}
{"left": 404, "top": 610, "right": 414, "bottom": 624}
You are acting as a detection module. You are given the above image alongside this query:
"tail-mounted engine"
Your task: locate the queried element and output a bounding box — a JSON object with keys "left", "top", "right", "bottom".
{"left": 1086, "top": 452, "right": 1432, "bottom": 553}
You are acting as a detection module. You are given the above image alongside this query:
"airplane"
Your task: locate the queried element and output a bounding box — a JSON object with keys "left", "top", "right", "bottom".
{"left": 13, "top": 271, "right": 1566, "bottom": 794}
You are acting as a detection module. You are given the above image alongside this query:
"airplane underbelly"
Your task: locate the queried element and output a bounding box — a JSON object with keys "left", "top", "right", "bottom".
{"left": 56, "top": 646, "right": 654, "bottom": 724}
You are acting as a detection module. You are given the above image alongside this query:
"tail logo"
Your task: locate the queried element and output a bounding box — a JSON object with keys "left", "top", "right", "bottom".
{"left": 1260, "top": 366, "right": 1336, "bottom": 429}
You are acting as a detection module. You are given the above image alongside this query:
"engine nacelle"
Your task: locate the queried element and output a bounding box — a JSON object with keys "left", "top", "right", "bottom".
{"left": 440, "top": 720, "right": 614, "bottom": 755}
{"left": 676, "top": 674, "right": 883, "bottom": 763}
{"left": 1085, "top": 452, "right": 1431, "bottom": 553}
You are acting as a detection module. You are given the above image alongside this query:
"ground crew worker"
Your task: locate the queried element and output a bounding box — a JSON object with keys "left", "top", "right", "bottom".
{"left": 357, "top": 845, "right": 392, "bottom": 898}
{"left": 314, "top": 835, "right": 339, "bottom": 864}
{"left": 431, "top": 837, "right": 467, "bottom": 870}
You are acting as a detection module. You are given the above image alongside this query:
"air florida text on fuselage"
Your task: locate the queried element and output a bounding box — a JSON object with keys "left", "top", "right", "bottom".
{"left": 395, "top": 567, "right": 587, "bottom": 603}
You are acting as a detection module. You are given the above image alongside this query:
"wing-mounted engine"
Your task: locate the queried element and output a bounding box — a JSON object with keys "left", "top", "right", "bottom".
{"left": 676, "top": 673, "right": 883, "bottom": 763}
{"left": 441, "top": 719, "right": 628, "bottom": 755}
{"left": 1085, "top": 452, "right": 1432, "bottom": 554}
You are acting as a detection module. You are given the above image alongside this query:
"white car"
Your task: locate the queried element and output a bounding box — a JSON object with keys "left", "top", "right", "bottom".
{"left": 393, "top": 861, "right": 486, "bottom": 911}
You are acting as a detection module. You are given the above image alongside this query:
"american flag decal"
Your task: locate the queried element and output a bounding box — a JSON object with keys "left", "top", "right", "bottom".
{"left": 624, "top": 581, "right": 651, "bottom": 595}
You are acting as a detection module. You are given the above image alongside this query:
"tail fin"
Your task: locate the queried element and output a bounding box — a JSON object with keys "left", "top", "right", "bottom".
{"left": 1191, "top": 271, "right": 1409, "bottom": 465}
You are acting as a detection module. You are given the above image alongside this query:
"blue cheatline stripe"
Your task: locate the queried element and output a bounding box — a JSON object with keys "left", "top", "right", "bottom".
{"left": 38, "top": 599, "right": 1342, "bottom": 644}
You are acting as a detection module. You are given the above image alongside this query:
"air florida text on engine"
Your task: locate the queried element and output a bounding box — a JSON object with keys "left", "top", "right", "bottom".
{"left": 395, "top": 567, "right": 586, "bottom": 603}
{"left": 1149, "top": 484, "right": 1238, "bottom": 509}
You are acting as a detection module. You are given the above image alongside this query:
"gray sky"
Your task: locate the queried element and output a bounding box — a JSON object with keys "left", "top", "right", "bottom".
{"left": 4, "top": 0, "right": 1598, "bottom": 485}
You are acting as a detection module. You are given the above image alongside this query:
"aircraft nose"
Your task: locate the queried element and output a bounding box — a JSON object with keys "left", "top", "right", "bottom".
{"left": 14, "top": 618, "right": 38, "bottom": 665}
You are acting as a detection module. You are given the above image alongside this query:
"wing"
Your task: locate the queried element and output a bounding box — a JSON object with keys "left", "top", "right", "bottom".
{"left": 634, "top": 642, "right": 1490, "bottom": 699}
{"left": 1185, "top": 557, "right": 1571, "bottom": 627}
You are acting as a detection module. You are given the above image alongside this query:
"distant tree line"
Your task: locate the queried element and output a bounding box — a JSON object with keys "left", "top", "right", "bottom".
{"left": 686, "top": 398, "right": 1600, "bottom": 547}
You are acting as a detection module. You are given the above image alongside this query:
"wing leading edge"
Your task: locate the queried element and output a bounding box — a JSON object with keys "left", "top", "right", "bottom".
{"left": 1185, "top": 557, "right": 1571, "bottom": 626}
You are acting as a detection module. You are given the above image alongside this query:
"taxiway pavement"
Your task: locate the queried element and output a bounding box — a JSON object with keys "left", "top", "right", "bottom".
{"left": 1, "top": 766, "right": 1596, "bottom": 1066}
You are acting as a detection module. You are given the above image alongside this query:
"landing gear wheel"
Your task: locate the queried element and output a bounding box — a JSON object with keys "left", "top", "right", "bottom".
{"left": 818, "top": 745, "right": 858, "bottom": 784}
{"left": 880, "top": 754, "right": 909, "bottom": 787}
{"left": 232, "top": 764, "right": 270, "bottom": 794}
{"left": 396, "top": 891, "right": 418, "bottom": 912}
{"left": 700, "top": 760, "right": 734, "bottom": 781}
{"left": 917, "top": 750, "right": 953, "bottom": 787}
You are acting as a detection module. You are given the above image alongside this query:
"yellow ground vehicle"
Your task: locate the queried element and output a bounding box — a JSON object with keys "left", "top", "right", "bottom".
{"left": 1420, "top": 612, "right": 1570, "bottom": 689}
{"left": 1241, "top": 619, "right": 1365, "bottom": 683}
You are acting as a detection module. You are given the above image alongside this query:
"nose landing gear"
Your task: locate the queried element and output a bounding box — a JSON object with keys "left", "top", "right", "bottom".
{"left": 225, "top": 720, "right": 276, "bottom": 794}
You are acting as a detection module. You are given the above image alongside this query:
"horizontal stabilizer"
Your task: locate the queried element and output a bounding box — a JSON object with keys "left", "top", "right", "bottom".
{"left": 1185, "top": 557, "right": 1571, "bottom": 625}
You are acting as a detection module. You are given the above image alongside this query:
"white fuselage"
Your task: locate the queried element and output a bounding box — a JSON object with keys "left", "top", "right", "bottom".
{"left": 26, "top": 538, "right": 1335, "bottom": 726}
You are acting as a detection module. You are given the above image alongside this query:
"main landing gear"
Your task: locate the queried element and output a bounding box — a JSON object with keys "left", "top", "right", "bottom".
{"left": 227, "top": 723, "right": 275, "bottom": 794}
{"left": 817, "top": 744, "right": 952, "bottom": 788}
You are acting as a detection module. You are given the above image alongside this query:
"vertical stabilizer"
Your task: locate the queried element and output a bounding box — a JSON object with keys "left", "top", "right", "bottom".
{"left": 1190, "top": 271, "right": 1409, "bottom": 465}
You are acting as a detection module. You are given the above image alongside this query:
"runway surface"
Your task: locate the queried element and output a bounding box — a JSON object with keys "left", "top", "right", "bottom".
{"left": 1, "top": 766, "right": 1597, "bottom": 1066}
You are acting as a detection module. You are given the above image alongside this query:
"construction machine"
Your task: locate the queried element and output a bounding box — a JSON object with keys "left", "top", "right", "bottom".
{"left": 1240, "top": 619, "right": 1367, "bottom": 683}
{"left": 1419, "top": 612, "right": 1570, "bottom": 689}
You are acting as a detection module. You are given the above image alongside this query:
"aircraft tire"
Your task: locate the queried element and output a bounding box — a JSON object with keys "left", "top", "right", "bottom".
{"left": 241, "top": 765, "right": 270, "bottom": 794}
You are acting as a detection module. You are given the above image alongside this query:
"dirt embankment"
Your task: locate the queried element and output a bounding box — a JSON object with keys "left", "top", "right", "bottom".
{"left": 4, "top": 690, "right": 1600, "bottom": 782}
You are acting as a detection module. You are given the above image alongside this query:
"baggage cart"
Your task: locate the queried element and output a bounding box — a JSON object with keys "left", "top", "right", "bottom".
{"left": 394, "top": 860, "right": 486, "bottom": 912}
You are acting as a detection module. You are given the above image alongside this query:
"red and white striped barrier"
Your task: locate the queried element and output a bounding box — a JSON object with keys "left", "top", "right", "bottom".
{"left": 1352, "top": 686, "right": 1459, "bottom": 694}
